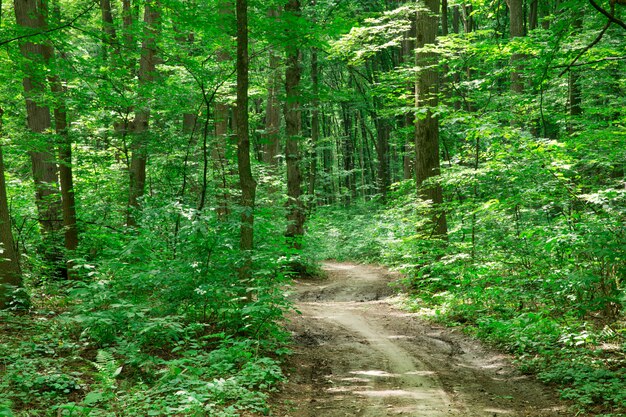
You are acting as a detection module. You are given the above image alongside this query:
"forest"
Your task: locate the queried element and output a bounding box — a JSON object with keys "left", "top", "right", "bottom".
{"left": 0, "top": 0, "right": 625, "bottom": 415}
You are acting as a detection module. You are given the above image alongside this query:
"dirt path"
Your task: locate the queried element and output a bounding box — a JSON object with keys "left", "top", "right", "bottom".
{"left": 272, "top": 262, "right": 567, "bottom": 417}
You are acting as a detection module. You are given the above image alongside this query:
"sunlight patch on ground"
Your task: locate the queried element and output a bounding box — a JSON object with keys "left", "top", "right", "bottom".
{"left": 350, "top": 370, "right": 397, "bottom": 377}
{"left": 483, "top": 408, "right": 514, "bottom": 414}
{"left": 354, "top": 389, "right": 446, "bottom": 400}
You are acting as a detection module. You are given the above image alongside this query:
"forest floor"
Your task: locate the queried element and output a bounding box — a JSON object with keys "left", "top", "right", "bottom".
{"left": 270, "top": 262, "right": 569, "bottom": 417}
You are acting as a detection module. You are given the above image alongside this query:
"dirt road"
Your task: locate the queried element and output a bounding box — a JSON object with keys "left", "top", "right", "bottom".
{"left": 272, "top": 262, "right": 567, "bottom": 417}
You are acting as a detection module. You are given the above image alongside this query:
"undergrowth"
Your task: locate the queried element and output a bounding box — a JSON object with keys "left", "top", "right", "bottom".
{"left": 0, "top": 203, "right": 291, "bottom": 417}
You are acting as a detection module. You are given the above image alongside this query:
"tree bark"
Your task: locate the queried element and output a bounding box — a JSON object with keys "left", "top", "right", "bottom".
{"left": 415, "top": 0, "right": 447, "bottom": 237}
{"left": 568, "top": 15, "right": 584, "bottom": 132}
{"left": 14, "top": 0, "right": 66, "bottom": 275}
{"left": 262, "top": 7, "right": 282, "bottom": 166}
{"left": 50, "top": 74, "right": 79, "bottom": 260}
{"left": 0, "top": 110, "right": 24, "bottom": 309}
{"left": 212, "top": 2, "right": 234, "bottom": 218}
{"left": 284, "top": 0, "right": 305, "bottom": 248}
{"left": 127, "top": 0, "right": 160, "bottom": 226}
{"left": 309, "top": 47, "right": 320, "bottom": 203}
{"left": 100, "top": 0, "right": 117, "bottom": 57}
{"left": 441, "top": 0, "right": 449, "bottom": 35}
{"left": 507, "top": 0, "right": 525, "bottom": 93}
{"left": 236, "top": 0, "right": 257, "bottom": 279}
{"left": 529, "top": 0, "right": 539, "bottom": 30}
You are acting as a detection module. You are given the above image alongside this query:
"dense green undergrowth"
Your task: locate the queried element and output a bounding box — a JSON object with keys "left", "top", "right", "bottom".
{"left": 306, "top": 144, "right": 626, "bottom": 416}
{"left": 0, "top": 201, "right": 292, "bottom": 417}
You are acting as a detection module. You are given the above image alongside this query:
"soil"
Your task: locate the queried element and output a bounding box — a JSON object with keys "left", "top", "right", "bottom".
{"left": 271, "top": 262, "right": 568, "bottom": 417}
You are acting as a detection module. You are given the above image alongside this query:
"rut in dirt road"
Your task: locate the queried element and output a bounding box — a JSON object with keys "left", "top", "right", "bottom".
{"left": 273, "top": 262, "right": 567, "bottom": 417}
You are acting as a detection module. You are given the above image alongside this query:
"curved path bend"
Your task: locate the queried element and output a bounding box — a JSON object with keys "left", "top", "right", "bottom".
{"left": 272, "top": 262, "right": 566, "bottom": 417}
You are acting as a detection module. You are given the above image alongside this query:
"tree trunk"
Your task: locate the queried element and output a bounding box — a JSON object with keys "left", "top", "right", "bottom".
{"left": 212, "top": 2, "right": 234, "bottom": 218}
{"left": 236, "top": 0, "right": 257, "bottom": 280}
{"left": 309, "top": 47, "right": 320, "bottom": 203}
{"left": 441, "top": 0, "right": 449, "bottom": 35}
{"left": 127, "top": 0, "right": 160, "bottom": 226}
{"left": 284, "top": 0, "right": 305, "bottom": 248}
{"left": 462, "top": 3, "right": 473, "bottom": 33}
{"left": 0, "top": 110, "right": 24, "bottom": 309}
{"left": 14, "top": 0, "right": 66, "bottom": 276}
{"left": 568, "top": 15, "right": 584, "bottom": 133}
{"left": 100, "top": 0, "right": 117, "bottom": 56}
{"left": 415, "top": 0, "right": 447, "bottom": 237}
{"left": 507, "top": 0, "right": 525, "bottom": 93}
{"left": 375, "top": 117, "right": 390, "bottom": 200}
{"left": 452, "top": 5, "right": 460, "bottom": 34}
{"left": 262, "top": 7, "right": 282, "bottom": 166}
{"left": 50, "top": 73, "right": 79, "bottom": 264}
{"left": 529, "top": 0, "right": 538, "bottom": 30}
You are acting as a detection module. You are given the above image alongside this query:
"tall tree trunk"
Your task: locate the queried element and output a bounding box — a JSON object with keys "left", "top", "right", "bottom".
{"left": 441, "top": 0, "right": 449, "bottom": 35}
{"left": 462, "top": 3, "right": 473, "bottom": 33}
{"left": 0, "top": 110, "right": 24, "bottom": 309}
{"left": 507, "top": 0, "right": 525, "bottom": 93}
{"left": 14, "top": 0, "right": 66, "bottom": 276}
{"left": 340, "top": 104, "right": 356, "bottom": 204}
{"left": 375, "top": 117, "right": 390, "bottom": 200}
{"left": 50, "top": 72, "right": 79, "bottom": 268}
{"left": 452, "top": 4, "right": 460, "bottom": 34}
{"left": 415, "top": 0, "right": 447, "bottom": 237}
{"left": 284, "top": 0, "right": 305, "bottom": 248}
{"left": 568, "top": 15, "right": 584, "bottom": 133}
{"left": 100, "top": 0, "right": 117, "bottom": 56}
{"left": 127, "top": 1, "right": 160, "bottom": 226}
{"left": 212, "top": 2, "right": 234, "bottom": 218}
{"left": 402, "top": 13, "right": 417, "bottom": 179}
{"left": 236, "top": 0, "right": 256, "bottom": 281}
{"left": 309, "top": 47, "right": 320, "bottom": 203}
{"left": 262, "top": 7, "right": 282, "bottom": 166}
{"left": 529, "top": 0, "right": 538, "bottom": 30}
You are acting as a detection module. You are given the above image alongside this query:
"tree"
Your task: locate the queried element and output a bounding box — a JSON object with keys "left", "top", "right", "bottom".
{"left": 506, "top": 0, "right": 525, "bottom": 93}
{"left": 127, "top": 0, "right": 161, "bottom": 226}
{"left": 236, "top": 0, "right": 257, "bottom": 281}
{"left": 414, "top": 0, "right": 447, "bottom": 236}
{"left": 261, "top": 7, "right": 282, "bottom": 166}
{"left": 14, "top": 0, "right": 66, "bottom": 277}
{"left": 284, "top": 0, "right": 305, "bottom": 248}
{"left": 0, "top": 109, "right": 24, "bottom": 309}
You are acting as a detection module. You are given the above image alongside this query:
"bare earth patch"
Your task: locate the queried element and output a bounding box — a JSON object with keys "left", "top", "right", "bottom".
{"left": 271, "top": 262, "right": 568, "bottom": 417}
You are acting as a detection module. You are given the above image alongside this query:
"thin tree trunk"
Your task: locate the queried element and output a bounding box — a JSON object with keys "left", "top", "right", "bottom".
{"left": 415, "top": 0, "right": 447, "bottom": 237}
{"left": 50, "top": 75, "right": 78, "bottom": 258}
{"left": 236, "top": 0, "right": 257, "bottom": 281}
{"left": 568, "top": 15, "right": 584, "bottom": 133}
{"left": 0, "top": 110, "right": 24, "bottom": 309}
{"left": 284, "top": 0, "right": 305, "bottom": 248}
{"left": 309, "top": 47, "right": 320, "bottom": 202}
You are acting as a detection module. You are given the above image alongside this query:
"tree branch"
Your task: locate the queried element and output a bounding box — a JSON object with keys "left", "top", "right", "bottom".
{"left": 558, "top": 20, "right": 611, "bottom": 77}
{"left": 0, "top": 1, "right": 97, "bottom": 47}
{"left": 588, "top": 0, "right": 626, "bottom": 30}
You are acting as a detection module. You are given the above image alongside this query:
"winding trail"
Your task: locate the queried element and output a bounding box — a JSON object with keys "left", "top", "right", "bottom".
{"left": 272, "top": 262, "right": 567, "bottom": 417}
